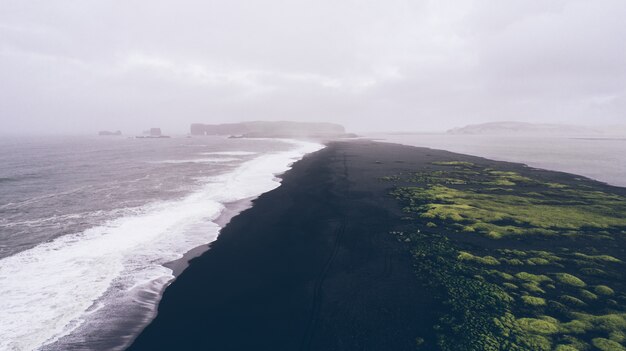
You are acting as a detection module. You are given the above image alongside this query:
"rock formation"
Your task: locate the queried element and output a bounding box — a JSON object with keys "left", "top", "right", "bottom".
{"left": 190, "top": 121, "right": 351, "bottom": 138}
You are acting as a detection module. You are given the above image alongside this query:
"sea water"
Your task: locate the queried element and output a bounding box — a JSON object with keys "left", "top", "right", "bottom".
{"left": 0, "top": 135, "right": 323, "bottom": 351}
{"left": 371, "top": 133, "right": 626, "bottom": 188}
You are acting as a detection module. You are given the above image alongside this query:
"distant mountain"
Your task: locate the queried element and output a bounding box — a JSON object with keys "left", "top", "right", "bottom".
{"left": 446, "top": 122, "right": 615, "bottom": 136}
{"left": 190, "top": 121, "right": 354, "bottom": 139}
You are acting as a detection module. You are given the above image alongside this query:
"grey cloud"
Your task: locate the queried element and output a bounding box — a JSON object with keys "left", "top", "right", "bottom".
{"left": 1, "top": 0, "right": 624, "bottom": 134}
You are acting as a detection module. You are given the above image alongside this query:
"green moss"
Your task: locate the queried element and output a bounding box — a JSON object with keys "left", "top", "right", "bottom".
{"left": 487, "top": 270, "right": 514, "bottom": 280}
{"left": 505, "top": 258, "right": 525, "bottom": 266}
{"left": 517, "top": 317, "right": 558, "bottom": 334}
{"left": 461, "top": 225, "right": 475, "bottom": 232}
{"left": 546, "top": 182, "right": 568, "bottom": 189}
{"left": 486, "top": 178, "right": 516, "bottom": 186}
{"left": 526, "top": 257, "right": 551, "bottom": 265}
{"left": 595, "top": 285, "right": 615, "bottom": 296}
{"left": 522, "top": 282, "right": 546, "bottom": 294}
{"left": 559, "top": 336, "right": 589, "bottom": 350}
{"left": 579, "top": 289, "right": 598, "bottom": 301}
{"left": 540, "top": 315, "right": 559, "bottom": 324}
{"left": 516, "top": 272, "right": 552, "bottom": 283}
{"left": 592, "top": 338, "right": 626, "bottom": 351}
{"left": 503, "top": 282, "right": 519, "bottom": 290}
{"left": 457, "top": 251, "right": 500, "bottom": 265}
{"left": 561, "top": 320, "right": 591, "bottom": 334}
{"left": 415, "top": 337, "right": 425, "bottom": 347}
{"left": 519, "top": 334, "right": 553, "bottom": 351}
{"left": 555, "top": 273, "right": 586, "bottom": 287}
{"left": 432, "top": 161, "right": 475, "bottom": 167}
{"left": 387, "top": 163, "right": 626, "bottom": 351}
{"left": 379, "top": 175, "right": 400, "bottom": 181}
{"left": 522, "top": 296, "right": 547, "bottom": 306}
{"left": 487, "top": 171, "right": 534, "bottom": 186}
{"left": 532, "top": 251, "right": 563, "bottom": 262}
{"left": 554, "top": 345, "right": 579, "bottom": 351}
{"left": 405, "top": 234, "right": 528, "bottom": 351}
{"left": 392, "top": 177, "right": 626, "bottom": 239}
{"left": 580, "top": 268, "right": 608, "bottom": 277}
{"left": 502, "top": 249, "right": 528, "bottom": 257}
{"left": 610, "top": 331, "right": 626, "bottom": 343}
{"left": 560, "top": 295, "right": 587, "bottom": 307}
{"left": 573, "top": 253, "right": 621, "bottom": 263}
{"left": 570, "top": 313, "right": 626, "bottom": 333}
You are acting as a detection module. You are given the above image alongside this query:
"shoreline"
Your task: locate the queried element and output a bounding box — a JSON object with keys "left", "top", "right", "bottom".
{"left": 369, "top": 133, "right": 626, "bottom": 188}
{"left": 128, "top": 140, "right": 435, "bottom": 350}
{"left": 164, "top": 197, "right": 255, "bottom": 276}
{"left": 104, "top": 197, "right": 260, "bottom": 351}
{"left": 115, "top": 142, "right": 324, "bottom": 351}
{"left": 24, "top": 139, "right": 324, "bottom": 351}
{"left": 127, "top": 140, "right": 626, "bottom": 350}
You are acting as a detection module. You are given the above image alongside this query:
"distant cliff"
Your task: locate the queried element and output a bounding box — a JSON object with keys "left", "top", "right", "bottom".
{"left": 447, "top": 122, "right": 606, "bottom": 136}
{"left": 190, "top": 121, "right": 352, "bottom": 138}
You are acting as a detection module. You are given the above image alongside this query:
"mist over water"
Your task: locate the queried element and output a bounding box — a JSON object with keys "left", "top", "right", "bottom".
{"left": 372, "top": 133, "right": 626, "bottom": 188}
{"left": 0, "top": 136, "right": 323, "bottom": 350}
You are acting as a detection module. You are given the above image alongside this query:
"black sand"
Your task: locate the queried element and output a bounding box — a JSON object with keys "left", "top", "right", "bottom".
{"left": 127, "top": 140, "right": 626, "bottom": 351}
{"left": 127, "top": 141, "right": 445, "bottom": 350}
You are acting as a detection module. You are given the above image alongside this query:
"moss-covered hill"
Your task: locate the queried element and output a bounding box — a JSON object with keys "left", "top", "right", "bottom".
{"left": 384, "top": 160, "right": 626, "bottom": 351}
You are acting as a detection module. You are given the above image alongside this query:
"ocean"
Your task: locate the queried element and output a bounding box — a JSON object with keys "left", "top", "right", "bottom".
{"left": 0, "top": 135, "right": 323, "bottom": 351}
{"left": 370, "top": 133, "right": 626, "bottom": 188}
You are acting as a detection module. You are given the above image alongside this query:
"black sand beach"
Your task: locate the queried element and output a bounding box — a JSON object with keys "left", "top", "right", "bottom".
{"left": 128, "top": 140, "right": 626, "bottom": 351}
{"left": 128, "top": 141, "right": 445, "bottom": 350}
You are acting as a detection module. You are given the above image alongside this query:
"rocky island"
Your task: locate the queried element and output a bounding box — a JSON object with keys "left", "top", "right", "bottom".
{"left": 190, "top": 121, "right": 356, "bottom": 139}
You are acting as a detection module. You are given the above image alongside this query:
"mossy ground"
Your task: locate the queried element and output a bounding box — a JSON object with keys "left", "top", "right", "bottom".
{"left": 386, "top": 160, "right": 626, "bottom": 350}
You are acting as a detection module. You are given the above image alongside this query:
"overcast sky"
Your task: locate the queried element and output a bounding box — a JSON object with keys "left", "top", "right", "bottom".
{"left": 1, "top": 0, "right": 625, "bottom": 134}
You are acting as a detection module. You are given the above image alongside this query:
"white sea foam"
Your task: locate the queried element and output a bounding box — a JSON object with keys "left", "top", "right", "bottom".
{"left": 199, "top": 151, "right": 257, "bottom": 156}
{"left": 0, "top": 139, "right": 323, "bottom": 351}
{"left": 154, "top": 157, "right": 240, "bottom": 164}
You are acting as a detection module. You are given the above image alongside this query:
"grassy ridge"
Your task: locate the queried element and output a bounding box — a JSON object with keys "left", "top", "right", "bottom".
{"left": 385, "top": 161, "right": 626, "bottom": 350}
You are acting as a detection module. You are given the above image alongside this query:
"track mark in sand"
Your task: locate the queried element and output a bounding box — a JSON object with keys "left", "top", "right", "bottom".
{"left": 300, "top": 153, "right": 349, "bottom": 351}
{"left": 300, "top": 218, "right": 346, "bottom": 351}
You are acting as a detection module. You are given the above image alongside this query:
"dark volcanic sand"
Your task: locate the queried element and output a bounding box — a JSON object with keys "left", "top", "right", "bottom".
{"left": 128, "top": 140, "right": 444, "bottom": 350}
{"left": 126, "top": 140, "right": 625, "bottom": 351}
